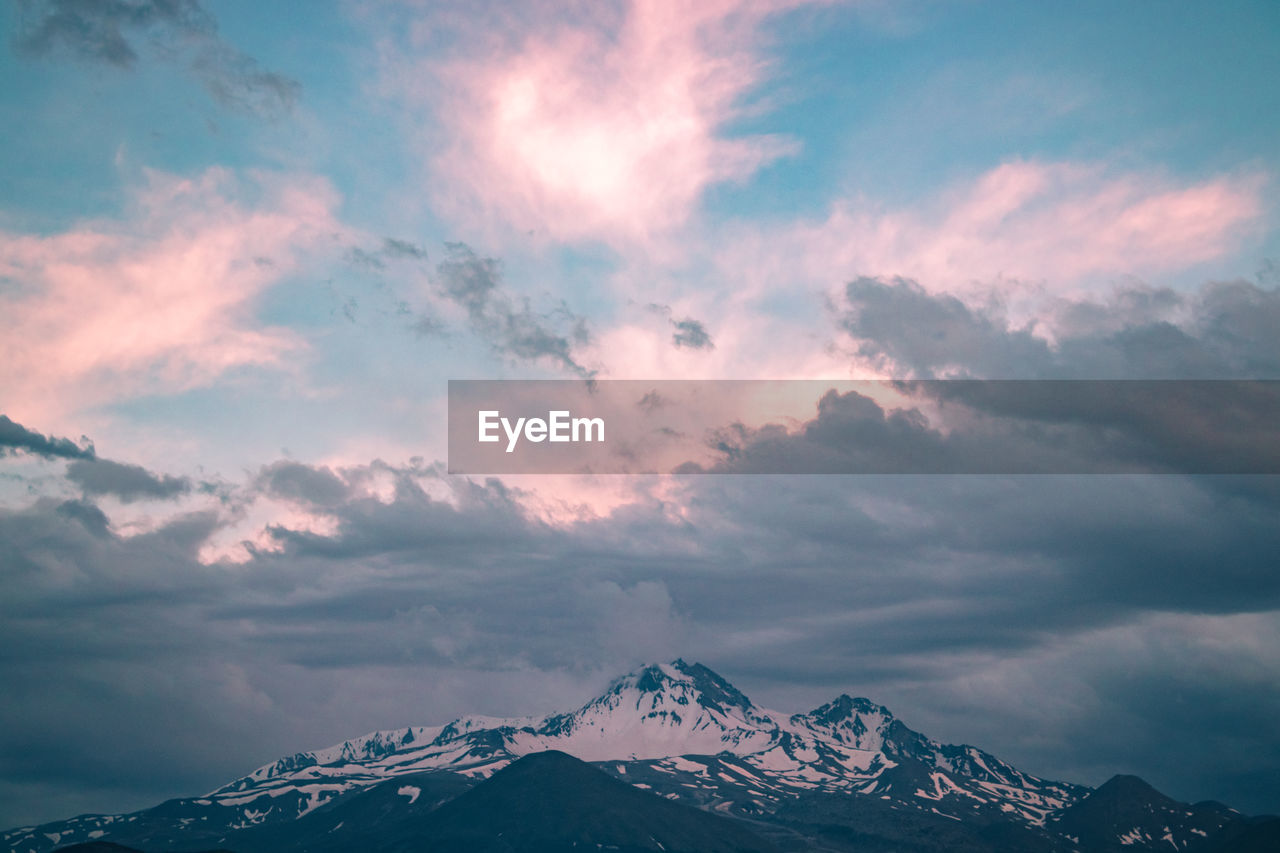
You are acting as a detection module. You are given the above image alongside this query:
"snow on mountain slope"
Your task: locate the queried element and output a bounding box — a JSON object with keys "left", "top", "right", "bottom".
{"left": 508, "top": 660, "right": 781, "bottom": 761}
{"left": 204, "top": 659, "right": 1078, "bottom": 823}
{"left": 3, "top": 659, "right": 1087, "bottom": 853}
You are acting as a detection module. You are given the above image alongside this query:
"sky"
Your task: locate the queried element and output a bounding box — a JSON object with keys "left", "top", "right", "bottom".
{"left": 1, "top": 0, "right": 1279, "bottom": 829}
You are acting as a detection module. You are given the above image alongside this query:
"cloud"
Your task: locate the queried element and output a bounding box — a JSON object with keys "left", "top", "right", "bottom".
{"left": 345, "top": 237, "right": 429, "bottom": 272}
{"left": 720, "top": 160, "right": 1266, "bottom": 297}
{"left": 65, "top": 458, "right": 191, "bottom": 502}
{"left": 405, "top": 0, "right": 804, "bottom": 245}
{"left": 1, "top": 414, "right": 213, "bottom": 505}
{"left": 13, "top": 0, "right": 300, "bottom": 117}
{"left": 380, "top": 237, "right": 427, "bottom": 261}
{"left": 336, "top": 238, "right": 593, "bottom": 371}
{"left": 672, "top": 318, "right": 714, "bottom": 350}
{"left": 345, "top": 247, "right": 385, "bottom": 271}
{"left": 645, "top": 303, "right": 716, "bottom": 351}
{"left": 1, "top": 415, "right": 195, "bottom": 501}
{"left": 3, "top": 454, "right": 1280, "bottom": 824}
{"left": 840, "top": 275, "right": 1280, "bottom": 379}
{"left": 433, "top": 242, "right": 593, "bottom": 377}
{"left": 0, "top": 414, "right": 95, "bottom": 460}
{"left": 0, "top": 167, "right": 343, "bottom": 423}
{"left": 839, "top": 276, "right": 1050, "bottom": 377}
{"left": 676, "top": 381, "right": 1280, "bottom": 476}
{"left": 255, "top": 460, "right": 351, "bottom": 508}
{"left": 890, "top": 611, "right": 1280, "bottom": 815}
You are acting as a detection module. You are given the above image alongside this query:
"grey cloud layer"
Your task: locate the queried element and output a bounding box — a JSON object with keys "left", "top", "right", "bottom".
{"left": 2, "top": 452, "right": 1278, "bottom": 827}
{"left": 1, "top": 415, "right": 196, "bottom": 502}
{"left": 256, "top": 460, "right": 352, "bottom": 508}
{"left": 3, "top": 272, "right": 1280, "bottom": 828}
{"left": 842, "top": 276, "right": 1280, "bottom": 378}
{"left": 13, "top": 0, "right": 300, "bottom": 116}
{"left": 0, "top": 414, "right": 94, "bottom": 460}
{"left": 682, "top": 381, "right": 1280, "bottom": 475}
{"left": 65, "top": 458, "right": 192, "bottom": 502}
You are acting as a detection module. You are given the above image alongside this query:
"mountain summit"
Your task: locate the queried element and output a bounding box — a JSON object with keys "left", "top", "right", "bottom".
{"left": 532, "top": 658, "right": 780, "bottom": 760}
{"left": 3, "top": 661, "right": 1258, "bottom": 853}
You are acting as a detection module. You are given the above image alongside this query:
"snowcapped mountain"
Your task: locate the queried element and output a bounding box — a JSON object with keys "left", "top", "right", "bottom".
{"left": 226, "top": 660, "right": 775, "bottom": 788}
{"left": 2, "top": 660, "right": 1262, "bottom": 853}
{"left": 211, "top": 659, "right": 1074, "bottom": 813}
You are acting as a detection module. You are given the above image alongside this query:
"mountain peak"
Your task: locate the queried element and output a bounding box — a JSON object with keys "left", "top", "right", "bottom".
{"left": 608, "top": 660, "right": 758, "bottom": 715}
{"left": 496, "top": 748, "right": 590, "bottom": 777}
{"left": 1091, "top": 773, "right": 1174, "bottom": 805}
{"left": 526, "top": 660, "right": 776, "bottom": 760}
{"left": 809, "top": 693, "right": 893, "bottom": 722}
{"left": 1052, "top": 772, "right": 1238, "bottom": 850}
{"left": 420, "top": 749, "right": 780, "bottom": 853}
{"left": 790, "top": 692, "right": 899, "bottom": 753}
{"left": 8, "top": 659, "right": 1154, "bottom": 853}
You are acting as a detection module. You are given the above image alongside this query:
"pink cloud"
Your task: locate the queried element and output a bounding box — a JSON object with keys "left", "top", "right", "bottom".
{"left": 577, "top": 159, "right": 1267, "bottom": 382}
{"left": 0, "top": 168, "right": 343, "bottom": 427}
{"left": 719, "top": 159, "right": 1268, "bottom": 300}
{"left": 418, "top": 0, "right": 805, "bottom": 246}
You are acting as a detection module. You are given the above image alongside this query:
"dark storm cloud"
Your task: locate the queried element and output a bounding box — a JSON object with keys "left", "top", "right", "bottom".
{"left": 0, "top": 414, "right": 94, "bottom": 460}
{"left": 841, "top": 276, "right": 1050, "bottom": 377}
{"left": 13, "top": 0, "right": 300, "bottom": 117}
{"left": 65, "top": 458, "right": 191, "bottom": 502}
{"left": 53, "top": 497, "right": 112, "bottom": 535}
{"left": 0, "top": 466, "right": 666, "bottom": 825}
{"left": 841, "top": 276, "right": 1280, "bottom": 379}
{"left": 7, "top": 456, "right": 1280, "bottom": 823}
{"left": 910, "top": 379, "right": 1280, "bottom": 473}
{"left": 5, "top": 274, "right": 1280, "bottom": 828}
{"left": 686, "top": 389, "right": 957, "bottom": 474}
{"left": 0, "top": 496, "right": 288, "bottom": 827}
{"left": 815, "top": 275, "right": 1280, "bottom": 475}
{"left": 675, "top": 381, "right": 1280, "bottom": 475}
{"left": 5, "top": 441, "right": 1280, "bottom": 824}
{"left": 2, "top": 415, "right": 193, "bottom": 501}
{"left": 255, "top": 465, "right": 544, "bottom": 565}
{"left": 244, "top": 463, "right": 1280, "bottom": 813}
{"left": 434, "top": 243, "right": 593, "bottom": 377}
